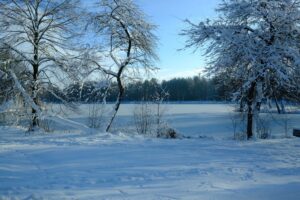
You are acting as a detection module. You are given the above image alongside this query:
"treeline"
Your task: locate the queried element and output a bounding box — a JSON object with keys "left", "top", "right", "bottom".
{"left": 42, "top": 76, "right": 231, "bottom": 103}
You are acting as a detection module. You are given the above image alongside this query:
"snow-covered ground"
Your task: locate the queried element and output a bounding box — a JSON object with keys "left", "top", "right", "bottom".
{"left": 1, "top": 104, "right": 300, "bottom": 200}
{"left": 46, "top": 103, "right": 300, "bottom": 138}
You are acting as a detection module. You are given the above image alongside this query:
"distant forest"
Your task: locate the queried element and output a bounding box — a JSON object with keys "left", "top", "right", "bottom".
{"left": 42, "top": 76, "right": 231, "bottom": 103}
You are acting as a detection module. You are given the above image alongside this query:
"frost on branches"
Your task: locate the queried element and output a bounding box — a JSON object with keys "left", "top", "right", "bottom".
{"left": 182, "top": 0, "right": 300, "bottom": 139}
{"left": 0, "top": 0, "right": 83, "bottom": 130}
{"left": 89, "top": 0, "right": 158, "bottom": 132}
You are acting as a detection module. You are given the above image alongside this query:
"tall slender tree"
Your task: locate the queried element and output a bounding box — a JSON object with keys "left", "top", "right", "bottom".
{"left": 90, "top": 0, "right": 158, "bottom": 132}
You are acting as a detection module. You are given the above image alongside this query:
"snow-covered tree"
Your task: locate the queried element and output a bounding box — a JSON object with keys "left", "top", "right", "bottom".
{"left": 0, "top": 50, "right": 14, "bottom": 104}
{"left": 182, "top": 0, "right": 300, "bottom": 139}
{"left": 90, "top": 0, "right": 158, "bottom": 132}
{"left": 0, "top": 48, "right": 31, "bottom": 110}
{"left": 0, "top": 0, "right": 83, "bottom": 129}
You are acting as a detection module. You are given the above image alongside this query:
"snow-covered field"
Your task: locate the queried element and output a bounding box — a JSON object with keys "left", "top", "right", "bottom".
{"left": 47, "top": 103, "right": 300, "bottom": 138}
{"left": 1, "top": 104, "right": 300, "bottom": 200}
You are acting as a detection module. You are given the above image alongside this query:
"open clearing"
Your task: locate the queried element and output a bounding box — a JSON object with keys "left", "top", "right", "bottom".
{"left": 0, "top": 104, "right": 300, "bottom": 200}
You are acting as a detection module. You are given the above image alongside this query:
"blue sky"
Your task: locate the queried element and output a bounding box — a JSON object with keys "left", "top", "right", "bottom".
{"left": 84, "top": 0, "right": 220, "bottom": 80}
{"left": 135, "top": 0, "right": 220, "bottom": 79}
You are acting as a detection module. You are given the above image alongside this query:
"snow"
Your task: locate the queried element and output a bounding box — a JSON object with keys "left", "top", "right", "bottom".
{"left": 49, "top": 103, "right": 300, "bottom": 138}
{"left": 182, "top": 0, "right": 300, "bottom": 123}
{"left": 1, "top": 104, "right": 300, "bottom": 199}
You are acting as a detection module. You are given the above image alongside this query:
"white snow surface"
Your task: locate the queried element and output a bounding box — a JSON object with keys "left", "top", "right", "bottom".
{"left": 1, "top": 104, "right": 300, "bottom": 200}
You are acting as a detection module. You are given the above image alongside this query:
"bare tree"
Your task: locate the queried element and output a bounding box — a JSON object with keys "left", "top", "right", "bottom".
{"left": 91, "top": 0, "right": 158, "bottom": 132}
{"left": 0, "top": 0, "right": 83, "bottom": 130}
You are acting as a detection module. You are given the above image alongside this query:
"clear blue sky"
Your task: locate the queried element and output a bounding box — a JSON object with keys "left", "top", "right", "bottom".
{"left": 84, "top": 0, "right": 220, "bottom": 80}
{"left": 136, "top": 0, "right": 220, "bottom": 80}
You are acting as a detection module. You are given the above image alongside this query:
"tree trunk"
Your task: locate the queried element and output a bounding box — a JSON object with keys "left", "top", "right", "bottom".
{"left": 246, "top": 82, "right": 256, "bottom": 139}
{"left": 280, "top": 99, "right": 285, "bottom": 114}
{"left": 31, "top": 29, "right": 39, "bottom": 129}
{"left": 274, "top": 97, "right": 281, "bottom": 114}
{"left": 239, "top": 88, "right": 245, "bottom": 112}
{"left": 239, "top": 99, "right": 245, "bottom": 112}
{"left": 106, "top": 76, "right": 124, "bottom": 132}
{"left": 31, "top": 63, "right": 39, "bottom": 128}
{"left": 247, "top": 104, "right": 253, "bottom": 139}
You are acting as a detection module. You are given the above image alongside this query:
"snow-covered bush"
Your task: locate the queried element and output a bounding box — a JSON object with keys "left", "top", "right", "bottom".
{"left": 133, "top": 82, "right": 169, "bottom": 137}
{"left": 39, "top": 119, "right": 54, "bottom": 133}
{"left": 157, "top": 126, "right": 179, "bottom": 139}
{"left": 281, "top": 114, "right": 291, "bottom": 138}
{"left": 88, "top": 103, "right": 106, "bottom": 129}
{"left": 256, "top": 114, "right": 271, "bottom": 139}
{"left": 133, "top": 100, "right": 177, "bottom": 138}
{"left": 230, "top": 106, "right": 248, "bottom": 140}
{"left": 133, "top": 102, "right": 155, "bottom": 136}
